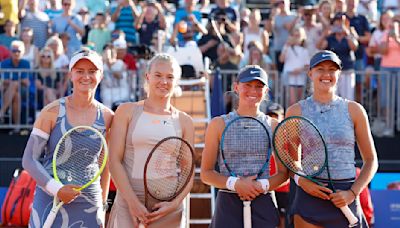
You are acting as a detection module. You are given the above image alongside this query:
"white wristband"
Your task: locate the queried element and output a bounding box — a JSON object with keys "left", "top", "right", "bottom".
{"left": 257, "top": 179, "right": 270, "bottom": 194}
{"left": 294, "top": 174, "right": 301, "bottom": 186}
{"left": 226, "top": 176, "right": 238, "bottom": 191}
{"left": 45, "top": 179, "right": 64, "bottom": 197}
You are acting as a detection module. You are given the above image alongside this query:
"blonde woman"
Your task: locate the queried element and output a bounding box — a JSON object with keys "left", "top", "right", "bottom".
{"left": 108, "top": 53, "right": 194, "bottom": 227}
{"left": 36, "top": 47, "right": 60, "bottom": 106}
{"left": 21, "top": 27, "right": 39, "bottom": 68}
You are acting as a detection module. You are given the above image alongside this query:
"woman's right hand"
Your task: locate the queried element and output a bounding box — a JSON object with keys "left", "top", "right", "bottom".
{"left": 57, "top": 185, "right": 81, "bottom": 204}
{"left": 298, "top": 177, "right": 332, "bottom": 200}
{"left": 127, "top": 198, "right": 149, "bottom": 225}
{"left": 235, "top": 175, "right": 264, "bottom": 201}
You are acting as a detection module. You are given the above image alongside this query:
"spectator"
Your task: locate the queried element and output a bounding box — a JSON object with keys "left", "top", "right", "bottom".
{"left": 198, "top": 19, "right": 232, "bottom": 64}
{"left": 45, "top": 35, "right": 69, "bottom": 69}
{"left": 215, "top": 43, "right": 238, "bottom": 71}
{"left": 113, "top": 38, "right": 137, "bottom": 71}
{"left": 0, "top": 0, "right": 19, "bottom": 34}
{"left": 0, "top": 40, "right": 30, "bottom": 125}
{"left": 279, "top": 26, "right": 310, "bottom": 105}
{"left": 334, "top": 0, "right": 346, "bottom": 14}
{"left": 35, "top": 47, "right": 60, "bottom": 106}
{"left": 317, "top": 0, "right": 333, "bottom": 28}
{"left": 19, "top": 0, "right": 50, "bottom": 49}
{"left": 51, "top": 0, "right": 85, "bottom": 57}
{"left": 86, "top": 0, "right": 108, "bottom": 18}
{"left": 209, "top": 0, "right": 239, "bottom": 33}
{"left": 88, "top": 12, "right": 111, "bottom": 54}
{"left": 44, "top": 0, "right": 63, "bottom": 20}
{"left": 317, "top": 14, "right": 359, "bottom": 100}
{"left": 239, "top": 7, "right": 251, "bottom": 31}
{"left": 0, "top": 45, "right": 11, "bottom": 61}
{"left": 240, "top": 41, "right": 272, "bottom": 72}
{"left": 358, "top": 0, "right": 378, "bottom": 25}
{"left": 271, "top": 0, "right": 299, "bottom": 73}
{"left": 346, "top": 0, "right": 371, "bottom": 102}
{"left": 20, "top": 27, "right": 39, "bottom": 69}
{"left": 110, "top": 0, "right": 139, "bottom": 45}
{"left": 368, "top": 10, "right": 393, "bottom": 71}
{"left": 380, "top": 0, "right": 400, "bottom": 14}
{"left": 243, "top": 9, "right": 269, "bottom": 56}
{"left": 77, "top": 6, "right": 91, "bottom": 45}
{"left": 135, "top": 1, "right": 166, "bottom": 46}
{"left": 0, "top": 20, "right": 18, "bottom": 49}
{"left": 100, "top": 44, "right": 129, "bottom": 108}
{"left": 171, "top": 0, "right": 206, "bottom": 46}
{"left": 303, "top": 5, "right": 323, "bottom": 58}
{"left": 377, "top": 12, "right": 400, "bottom": 136}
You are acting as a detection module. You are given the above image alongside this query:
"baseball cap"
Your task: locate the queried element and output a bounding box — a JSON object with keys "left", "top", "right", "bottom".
{"left": 237, "top": 65, "right": 268, "bottom": 85}
{"left": 69, "top": 49, "right": 103, "bottom": 71}
{"left": 266, "top": 102, "right": 284, "bottom": 116}
{"left": 309, "top": 50, "right": 342, "bottom": 70}
{"left": 113, "top": 38, "right": 127, "bottom": 49}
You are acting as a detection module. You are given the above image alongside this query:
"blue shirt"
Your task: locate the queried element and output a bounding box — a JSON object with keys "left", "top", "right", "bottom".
{"left": 174, "top": 8, "right": 202, "bottom": 43}
{"left": 327, "top": 34, "right": 355, "bottom": 70}
{"left": 51, "top": 15, "right": 84, "bottom": 57}
{"left": 348, "top": 14, "right": 370, "bottom": 60}
{"left": 1, "top": 58, "right": 30, "bottom": 80}
{"left": 0, "top": 34, "right": 18, "bottom": 49}
{"left": 111, "top": 6, "right": 137, "bottom": 44}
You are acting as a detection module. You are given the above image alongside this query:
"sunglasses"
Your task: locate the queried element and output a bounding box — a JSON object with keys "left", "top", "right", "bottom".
{"left": 41, "top": 55, "right": 51, "bottom": 58}
{"left": 62, "top": 3, "right": 71, "bottom": 6}
{"left": 11, "top": 49, "right": 21, "bottom": 53}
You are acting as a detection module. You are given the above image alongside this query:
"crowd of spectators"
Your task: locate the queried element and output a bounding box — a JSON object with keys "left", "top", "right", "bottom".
{"left": 0, "top": 0, "right": 399, "bottom": 135}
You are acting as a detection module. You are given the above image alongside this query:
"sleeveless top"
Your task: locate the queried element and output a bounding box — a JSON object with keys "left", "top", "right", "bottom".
{"left": 122, "top": 102, "right": 182, "bottom": 199}
{"left": 299, "top": 96, "right": 356, "bottom": 180}
{"left": 43, "top": 97, "right": 106, "bottom": 203}
{"left": 243, "top": 27, "right": 263, "bottom": 52}
{"left": 218, "top": 111, "right": 272, "bottom": 179}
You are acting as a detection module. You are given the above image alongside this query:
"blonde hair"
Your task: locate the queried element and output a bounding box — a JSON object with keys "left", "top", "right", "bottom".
{"left": 39, "top": 47, "right": 55, "bottom": 69}
{"left": 144, "top": 53, "right": 182, "bottom": 97}
{"left": 45, "top": 35, "right": 64, "bottom": 56}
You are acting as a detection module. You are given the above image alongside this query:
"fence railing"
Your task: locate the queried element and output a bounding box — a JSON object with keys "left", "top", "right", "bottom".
{"left": 1, "top": 68, "right": 399, "bottom": 137}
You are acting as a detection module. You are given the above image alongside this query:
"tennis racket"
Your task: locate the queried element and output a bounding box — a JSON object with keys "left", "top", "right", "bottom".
{"left": 138, "top": 136, "right": 195, "bottom": 228}
{"left": 43, "top": 126, "right": 108, "bottom": 228}
{"left": 220, "top": 116, "right": 272, "bottom": 228}
{"left": 272, "top": 116, "right": 359, "bottom": 227}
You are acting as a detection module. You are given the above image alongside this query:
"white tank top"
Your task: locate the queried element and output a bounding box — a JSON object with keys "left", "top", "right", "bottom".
{"left": 130, "top": 111, "right": 181, "bottom": 179}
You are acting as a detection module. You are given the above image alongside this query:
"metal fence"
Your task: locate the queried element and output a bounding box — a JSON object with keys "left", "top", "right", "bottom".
{"left": 1, "top": 68, "right": 399, "bottom": 137}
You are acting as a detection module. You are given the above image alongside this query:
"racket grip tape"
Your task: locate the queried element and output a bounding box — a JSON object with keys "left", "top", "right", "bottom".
{"left": 340, "top": 206, "right": 359, "bottom": 226}
{"left": 243, "top": 201, "right": 252, "bottom": 228}
{"left": 43, "top": 209, "right": 58, "bottom": 228}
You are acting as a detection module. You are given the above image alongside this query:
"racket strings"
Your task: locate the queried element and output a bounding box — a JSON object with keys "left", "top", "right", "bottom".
{"left": 222, "top": 118, "right": 270, "bottom": 177}
{"left": 146, "top": 138, "right": 194, "bottom": 201}
{"left": 55, "top": 129, "right": 105, "bottom": 186}
{"left": 274, "top": 119, "right": 326, "bottom": 176}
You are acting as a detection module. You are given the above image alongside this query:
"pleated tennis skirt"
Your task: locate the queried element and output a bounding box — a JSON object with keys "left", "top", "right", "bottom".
{"left": 292, "top": 181, "right": 368, "bottom": 228}
{"left": 29, "top": 187, "right": 104, "bottom": 228}
{"left": 210, "top": 191, "right": 279, "bottom": 228}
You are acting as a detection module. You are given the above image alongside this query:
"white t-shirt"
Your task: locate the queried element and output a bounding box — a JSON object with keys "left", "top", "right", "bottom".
{"left": 369, "top": 29, "right": 386, "bottom": 59}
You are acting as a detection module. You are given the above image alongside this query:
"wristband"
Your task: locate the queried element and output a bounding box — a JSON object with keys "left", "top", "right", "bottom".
{"left": 294, "top": 174, "right": 301, "bottom": 186}
{"left": 257, "top": 179, "right": 270, "bottom": 194}
{"left": 226, "top": 176, "right": 239, "bottom": 191}
{"left": 45, "top": 179, "right": 64, "bottom": 197}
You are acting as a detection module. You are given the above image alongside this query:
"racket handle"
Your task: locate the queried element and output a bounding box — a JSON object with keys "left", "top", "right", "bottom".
{"left": 340, "top": 206, "right": 359, "bottom": 227}
{"left": 138, "top": 223, "right": 146, "bottom": 228}
{"left": 243, "top": 201, "right": 252, "bottom": 228}
{"left": 43, "top": 209, "right": 58, "bottom": 228}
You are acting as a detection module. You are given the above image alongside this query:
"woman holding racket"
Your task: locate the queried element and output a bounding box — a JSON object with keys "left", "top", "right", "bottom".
{"left": 286, "top": 50, "right": 378, "bottom": 228}
{"left": 22, "top": 48, "right": 114, "bottom": 227}
{"left": 108, "top": 53, "right": 194, "bottom": 227}
{"left": 201, "top": 65, "right": 289, "bottom": 228}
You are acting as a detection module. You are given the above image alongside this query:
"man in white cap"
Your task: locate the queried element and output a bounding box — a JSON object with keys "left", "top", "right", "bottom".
{"left": 113, "top": 38, "right": 137, "bottom": 71}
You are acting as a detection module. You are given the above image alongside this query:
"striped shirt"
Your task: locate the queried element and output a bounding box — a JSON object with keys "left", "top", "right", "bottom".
{"left": 20, "top": 11, "right": 50, "bottom": 49}
{"left": 111, "top": 6, "right": 137, "bottom": 44}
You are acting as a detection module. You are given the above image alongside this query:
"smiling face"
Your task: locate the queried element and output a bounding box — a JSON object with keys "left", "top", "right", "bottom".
{"left": 146, "top": 60, "right": 179, "bottom": 98}
{"left": 235, "top": 80, "right": 268, "bottom": 108}
{"left": 70, "top": 59, "right": 102, "bottom": 93}
{"left": 308, "top": 60, "right": 341, "bottom": 93}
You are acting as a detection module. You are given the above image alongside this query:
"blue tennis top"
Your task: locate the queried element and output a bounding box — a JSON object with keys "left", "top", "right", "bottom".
{"left": 299, "top": 96, "right": 356, "bottom": 180}
{"left": 218, "top": 111, "right": 272, "bottom": 179}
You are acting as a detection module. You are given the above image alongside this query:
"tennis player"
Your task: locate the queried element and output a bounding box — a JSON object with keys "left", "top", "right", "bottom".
{"left": 107, "top": 53, "right": 194, "bottom": 227}
{"left": 200, "top": 65, "right": 289, "bottom": 227}
{"left": 22, "top": 48, "right": 114, "bottom": 227}
{"left": 286, "top": 50, "right": 378, "bottom": 228}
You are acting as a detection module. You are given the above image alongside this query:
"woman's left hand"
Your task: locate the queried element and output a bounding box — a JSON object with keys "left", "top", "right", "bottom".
{"left": 146, "top": 201, "right": 179, "bottom": 224}
{"left": 330, "top": 190, "right": 355, "bottom": 208}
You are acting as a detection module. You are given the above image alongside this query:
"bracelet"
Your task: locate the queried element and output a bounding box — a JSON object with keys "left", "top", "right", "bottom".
{"left": 349, "top": 188, "right": 357, "bottom": 198}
